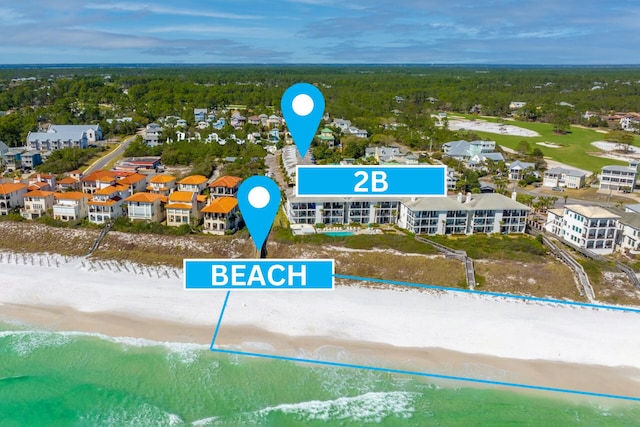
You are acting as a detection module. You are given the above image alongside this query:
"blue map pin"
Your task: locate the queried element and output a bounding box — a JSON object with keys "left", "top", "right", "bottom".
{"left": 281, "top": 83, "right": 325, "bottom": 157}
{"left": 237, "top": 176, "right": 281, "bottom": 252}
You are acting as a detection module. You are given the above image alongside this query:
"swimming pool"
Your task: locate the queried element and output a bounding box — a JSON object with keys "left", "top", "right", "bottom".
{"left": 323, "top": 231, "right": 355, "bottom": 237}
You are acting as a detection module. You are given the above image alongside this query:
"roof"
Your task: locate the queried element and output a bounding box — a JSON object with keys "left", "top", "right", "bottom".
{"left": 565, "top": 204, "right": 619, "bottom": 219}
{"left": 209, "top": 175, "right": 242, "bottom": 188}
{"left": 548, "top": 208, "right": 564, "bottom": 217}
{"left": 509, "top": 160, "right": 535, "bottom": 170}
{"left": 58, "top": 177, "right": 79, "bottom": 185}
{"left": 169, "top": 191, "right": 195, "bottom": 203}
{"left": 544, "top": 167, "right": 588, "bottom": 177}
{"left": 166, "top": 203, "right": 193, "bottom": 210}
{"left": 402, "top": 193, "right": 530, "bottom": 212}
{"left": 402, "top": 196, "right": 466, "bottom": 212}
{"left": 82, "top": 170, "right": 117, "bottom": 182}
{"left": 149, "top": 174, "right": 176, "bottom": 184}
{"left": 625, "top": 203, "right": 640, "bottom": 214}
{"left": 202, "top": 197, "right": 238, "bottom": 214}
{"left": 618, "top": 212, "right": 640, "bottom": 229}
{"left": 465, "top": 193, "right": 529, "bottom": 211}
{"left": 117, "top": 173, "right": 146, "bottom": 185}
{"left": 25, "top": 190, "right": 55, "bottom": 198}
{"left": 126, "top": 192, "right": 164, "bottom": 203}
{"left": 0, "top": 182, "right": 28, "bottom": 195}
{"left": 28, "top": 182, "right": 49, "bottom": 191}
{"left": 94, "top": 184, "right": 128, "bottom": 195}
{"left": 197, "top": 195, "right": 207, "bottom": 203}
{"left": 602, "top": 165, "right": 636, "bottom": 172}
{"left": 27, "top": 124, "right": 99, "bottom": 142}
{"left": 178, "top": 175, "right": 207, "bottom": 185}
{"left": 54, "top": 191, "right": 89, "bottom": 201}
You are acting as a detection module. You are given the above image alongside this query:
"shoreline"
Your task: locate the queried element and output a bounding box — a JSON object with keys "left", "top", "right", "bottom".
{"left": 2, "top": 302, "right": 640, "bottom": 405}
{"left": 1, "top": 252, "right": 640, "bottom": 405}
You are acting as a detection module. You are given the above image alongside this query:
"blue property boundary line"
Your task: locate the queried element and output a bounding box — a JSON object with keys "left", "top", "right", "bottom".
{"left": 209, "top": 276, "right": 640, "bottom": 402}
{"left": 334, "top": 274, "right": 640, "bottom": 314}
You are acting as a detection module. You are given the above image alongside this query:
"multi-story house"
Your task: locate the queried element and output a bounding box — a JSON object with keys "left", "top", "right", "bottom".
{"left": 20, "top": 151, "right": 43, "bottom": 170}
{"left": 117, "top": 173, "right": 147, "bottom": 194}
{"left": 614, "top": 211, "right": 640, "bottom": 254}
{"left": 545, "top": 204, "right": 619, "bottom": 254}
{"left": 599, "top": 161, "right": 639, "bottom": 192}
{"left": 208, "top": 175, "right": 242, "bottom": 200}
{"left": 21, "top": 190, "right": 55, "bottom": 219}
{"left": 147, "top": 174, "right": 177, "bottom": 196}
{"left": 144, "top": 123, "right": 162, "bottom": 146}
{"left": 177, "top": 175, "right": 208, "bottom": 193}
{"left": 202, "top": 197, "right": 240, "bottom": 235}
{"left": 543, "top": 167, "right": 587, "bottom": 189}
{"left": 81, "top": 170, "right": 117, "bottom": 194}
{"left": 88, "top": 184, "right": 129, "bottom": 224}
{"left": 126, "top": 192, "right": 165, "bottom": 222}
{"left": 53, "top": 192, "right": 90, "bottom": 221}
{"left": 0, "top": 182, "right": 29, "bottom": 215}
{"left": 57, "top": 176, "right": 81, "bottom": 192}
{"left": 508, "top": 160, "right": 536, "bottom": 181}
{"left": 165, "top": 191, "right": 202, "bottom": 226}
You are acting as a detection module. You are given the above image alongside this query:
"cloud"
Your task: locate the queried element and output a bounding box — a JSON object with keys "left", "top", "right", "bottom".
{"left": 84, "top": 2, "right": 261, "bottom": 20}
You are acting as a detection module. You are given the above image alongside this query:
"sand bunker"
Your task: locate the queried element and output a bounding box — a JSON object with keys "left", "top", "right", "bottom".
{"left": 446, "top": 119, "right": 540, "bottom": 137}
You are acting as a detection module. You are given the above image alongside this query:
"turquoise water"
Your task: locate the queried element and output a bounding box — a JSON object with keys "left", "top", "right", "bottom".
{"left": 1, "top": 323, "right": 639, "bottom": 426}
{"left": 324, "top": 231, "right": 355, "bottom": 237}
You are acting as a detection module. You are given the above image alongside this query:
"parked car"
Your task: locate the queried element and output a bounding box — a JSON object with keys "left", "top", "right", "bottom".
{"left": 552, "top": 187, "right": 564, "bottom": 192}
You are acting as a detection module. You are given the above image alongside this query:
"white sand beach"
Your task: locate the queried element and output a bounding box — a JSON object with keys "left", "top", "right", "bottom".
{"left": 1, "top": 252, "right": 640, "bottom": 397}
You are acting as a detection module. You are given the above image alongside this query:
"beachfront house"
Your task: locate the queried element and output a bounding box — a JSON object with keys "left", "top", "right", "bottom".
{"left": 202, "top": 197, "right": 240, "bottom": 235}
{"left": 27, "top": 124, "right": 102, "bottom": 151}
{"left": 208, "top": 175, "right": 242, "bottom": 200}
{"left": 147, "top": 174, "right": 177, "bottom": 196}
{"left": 177, "top": 175, "right": 208, "bottom": 194}
{"left": 543, "top": 167, "right": 587, "bottom": 189}
{"left": 599, "top": 161, "right": 639, "bottom": 192}
{"left": 125, "top": 193, "right": 165, "bottom": 222}
{"left": 21, "top": 190, "right": 55, "bottom": 220}
{"left": 165, "top": 191, "right": 201, "bottom": 226}
{"left": 615, "top": 212, "right": 640, "bottom": 254}
{"left": 0, "top": 182, "right": 29, "bottom": 215}
{"left": 545, "top": 205, "right": 619, "bottom": 255}
{"left": 88, "top": 184, "right": 129, "bottom": 224}
{"left": 53, "top": 192, "right": 90, "bottom": 221}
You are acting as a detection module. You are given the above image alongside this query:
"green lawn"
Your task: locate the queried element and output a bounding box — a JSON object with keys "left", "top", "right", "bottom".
{"left": 451, "top": 115, "right": 637, "bottom": 172}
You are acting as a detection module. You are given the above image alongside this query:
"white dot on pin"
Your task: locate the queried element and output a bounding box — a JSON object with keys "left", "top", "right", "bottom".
{"left": 291, "top": 94, "right": 314, "bottom": 116}
{"left": 248, "top": 186, "right": 270, "bottom": 209}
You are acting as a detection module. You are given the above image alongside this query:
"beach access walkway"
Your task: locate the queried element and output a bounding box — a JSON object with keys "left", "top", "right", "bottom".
{"left": 414, "top": 236, "right": 477, "bottom": 289}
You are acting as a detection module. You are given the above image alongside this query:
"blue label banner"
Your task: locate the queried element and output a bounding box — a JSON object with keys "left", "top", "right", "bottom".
{"left": 296, "top": 165, "right": 447, "bottom": 197}
{"left": 184, "top": 259, "right": 334, "bottom": 290}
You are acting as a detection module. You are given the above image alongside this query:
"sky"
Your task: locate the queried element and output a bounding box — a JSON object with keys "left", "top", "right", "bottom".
{"left": 0, "top": 0, "right": 638, "bottom": 65}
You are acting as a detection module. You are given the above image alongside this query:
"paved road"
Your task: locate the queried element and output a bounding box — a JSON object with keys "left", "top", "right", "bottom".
{"left": 84, "top": 135, "right": 136, "bottom": 174}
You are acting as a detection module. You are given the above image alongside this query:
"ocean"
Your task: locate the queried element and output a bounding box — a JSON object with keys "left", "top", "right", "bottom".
{"left": 0, "top": 323, "right": 638, "bottom": 426}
